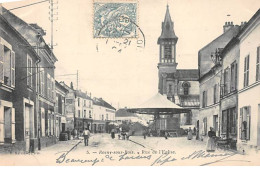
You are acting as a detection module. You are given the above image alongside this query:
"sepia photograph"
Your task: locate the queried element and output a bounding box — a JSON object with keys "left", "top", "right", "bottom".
{"left": 0, "top": 0, "right": 260, "bottom": 166}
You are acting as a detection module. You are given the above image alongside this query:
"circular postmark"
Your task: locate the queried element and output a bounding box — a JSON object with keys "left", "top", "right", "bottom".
{"left": 96, "top": 15, "right": 145, "bottom": 53}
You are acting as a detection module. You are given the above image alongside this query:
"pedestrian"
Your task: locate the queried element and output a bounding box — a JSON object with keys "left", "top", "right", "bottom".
{"left": 143, "top": 129, "right": 147, "bottom": 139}
{"left": 187, "top": 127, "right": 193, "bottom": 140}
{"left": 83, "top": 128, "right": 91, "bottom": 146}
{"left": 73, "top": 128, "right": 78, "bottom": 139}
{"left": 206, "top": 127, "right": 216, "bottom": 152}
{"left": 111, "top": 128, "right": 115, "bottom": 139}
{"left": 164, "top": 132, "right": 168, "bottom": 139}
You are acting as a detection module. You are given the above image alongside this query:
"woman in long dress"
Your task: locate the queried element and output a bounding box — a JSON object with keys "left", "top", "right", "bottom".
{"left": 206, "top": 127, "right": 216, "bottom": 152}
{"left": 187, "top": 127, "right": 193, "bottom": 140}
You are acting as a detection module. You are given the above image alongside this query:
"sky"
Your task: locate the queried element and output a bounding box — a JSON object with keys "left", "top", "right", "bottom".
{"left": 2, "top": 0, "right": 260, "bottom": 108}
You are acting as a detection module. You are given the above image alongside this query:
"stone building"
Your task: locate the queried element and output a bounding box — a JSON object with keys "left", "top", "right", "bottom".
{"left": 156, "top": 5, "right": 200, "bottom": 134}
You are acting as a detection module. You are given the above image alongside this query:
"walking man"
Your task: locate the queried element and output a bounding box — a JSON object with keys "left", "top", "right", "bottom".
{"left": 83, "top": 128, "right": 91, "bottom": 146}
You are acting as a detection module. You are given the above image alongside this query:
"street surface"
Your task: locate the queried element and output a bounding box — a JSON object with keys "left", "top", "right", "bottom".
{"left": 0, "top": 133, "right": 259, "bottom": 166}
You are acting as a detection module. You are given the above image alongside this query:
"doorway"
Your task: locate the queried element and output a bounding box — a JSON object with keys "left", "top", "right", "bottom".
{"left": 25, "top": 104, "right": 34, "bottom": 152}
{"left": 4, "top": 107, "right": 12, "bottom": 143}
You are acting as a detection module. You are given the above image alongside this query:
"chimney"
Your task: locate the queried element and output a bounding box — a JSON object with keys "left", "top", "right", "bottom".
{"left": 240, "top": 21, "right": 247, "bottom": 29}
{"left": 70, "top": 82, "right": 74, "bottom": 89}
{"left": 223, "top": 21, "right": 234, "bottom": 33}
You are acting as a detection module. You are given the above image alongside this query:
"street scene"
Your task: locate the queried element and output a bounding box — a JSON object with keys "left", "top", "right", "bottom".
{"left": 0, "top": 0, "right": 260, "bottom": 166}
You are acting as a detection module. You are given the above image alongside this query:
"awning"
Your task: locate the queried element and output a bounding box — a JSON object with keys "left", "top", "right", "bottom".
{"left": 128, "top": 93, "right": 191, "bottom": 115}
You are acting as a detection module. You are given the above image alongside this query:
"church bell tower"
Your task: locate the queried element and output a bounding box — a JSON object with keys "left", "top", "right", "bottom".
{"left": 157, "top": 5, "right": 178, "bottom": 97}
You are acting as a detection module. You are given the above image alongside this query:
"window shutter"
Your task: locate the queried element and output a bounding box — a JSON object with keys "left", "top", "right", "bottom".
{"left": 247, "top": 106, "right": 251, "bottom": 140}
{"left": 11, "top": 108, "right": 16, "bottom": 143}
{"left": 247, "top": 56, "right": 250, "bottom": 86}
{"left": 0, "top": 44, "right": 4, "bottom": 83}
{"left": 239, "top": 108, "right": 243, "bottom": 139}
{"left": 0, "top": 105, "right": 4, "bottom": 143}
{"left": 11, "top": 51, "right": 15, "bottom": 87}
{"left": 235, "top": 62, "right": 237, "bottom": 90}
{"left": 244, "top": 57, "right": 247, "bottom": 87}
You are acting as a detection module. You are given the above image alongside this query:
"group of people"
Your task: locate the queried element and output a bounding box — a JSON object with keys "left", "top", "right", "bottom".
{"left": 186, "top": 126, "right": 216, "bottom": 152}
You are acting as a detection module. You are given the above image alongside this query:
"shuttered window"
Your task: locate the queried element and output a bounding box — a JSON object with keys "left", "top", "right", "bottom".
{"left": 202, "top": 91, "right": 207, "bottom": 108}
{"left": 0, "top": 43, "right": 4, "bottom": 83}
{"left": 244, "top": 55, "right": 250, "bottom": 87}
{"left": 11, "top": 52, "right": 15, "bottom": 87}
{"left": 231, "top": 61, "right": 237, "bottom": 91}
{"left": 256, "top": 46, "right": 260, "bottom": 81}
{"left": 40, "top": 69, "right": 44, "bottom": 95}
{"left": 27, "top": 55, "right": 32, "bottom": 87}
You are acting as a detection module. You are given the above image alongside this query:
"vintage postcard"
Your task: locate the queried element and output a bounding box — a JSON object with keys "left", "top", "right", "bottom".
{"left": 0, "top": 0, "right": 260, "bottom": 166}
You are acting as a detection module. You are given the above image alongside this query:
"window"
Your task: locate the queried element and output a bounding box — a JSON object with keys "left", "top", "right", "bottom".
{"left": 78, "top": 110, "right": 81, "bottom": 118}
{"left": 84, "top": 110, "right": 86, "bottom": 118}
{"left": 231, "top": 61, "right": 237, "bottom": 91}
{"left": 47, "top": 74, "right": 51, "bottom": 98}
{"left": 40, "top": 69, "right": 44, "bottom": 95}
{"left": 213, "top": 84, "right": 217, "bottom": 104}
{"left": 224, "top": 67, "right": 229, "bottom": 95}
{"left": 0, "top": 44, "right": 15, "bottom": 87}
{"left": 202, "top": 91, "right": 207, "bottom": 108}
{"left": 185, "top": 112, "right": 192, "bottom": 125}
{"left": 213, "top": 115, "right": 218, "bottom": 134}
{"left": 106, "top": 114, "right": 108, "bottom": 120}
{"left": 55, "top": 96, "right": 58, "bottom": 113}
{"left": 78, "top": 98, "right": 80, "bottom": 107}
{"left": 164, "top": 45, "right": 172, "bottom": 59}
{"left": 222, "top": 110, "right": 228, "bottom": 134}
{"left": 203, "top": 117, "right": 207, "bottom": 135}
{"left": 101, "top": 115, "right": 104, "bottom": 121}
{"left": 229, "top": 108, "right": 237, "bottom": 135}
{"left": 182, "top": 82, "right": 190, "bottom": 95}
{"left": 89, "top": 110, "right": 92, "bottom": 118}
{"left": 89, "top": 101, "right": 92, "bottom": 107}
{"left": 27, "top": 55, "right": 33, "bottom": 87}
{"left": 51, "top": 78, "right": 55, "bottom": 100}
{"left": 41, "top": 109, "right": 45, "bottom": 137}
{"left": 244, "top": 55, "right": 250, "bottom": 87}
{"left": 222, "top": 108, "right": 237, "bottom": 136}
{"left": 240, "top": 106, "right": 251, "bottom": 140}
{"left": 256, "top": 47, "right": 260, "bottom": 81}
{"left": 168, "top": 84, "right": 172, "bottom": 95}
{"left": 84, "top": 100, "right": 86, "bottom": 106}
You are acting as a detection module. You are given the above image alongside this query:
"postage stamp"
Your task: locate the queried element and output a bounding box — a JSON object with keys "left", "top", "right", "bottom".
{"left": 93, "top": 0, "right": 138, "bottom": 38}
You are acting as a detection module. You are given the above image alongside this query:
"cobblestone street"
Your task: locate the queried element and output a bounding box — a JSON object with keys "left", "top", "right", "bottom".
{"left": 0, "top": 133, "right": 259, "bottom": 166}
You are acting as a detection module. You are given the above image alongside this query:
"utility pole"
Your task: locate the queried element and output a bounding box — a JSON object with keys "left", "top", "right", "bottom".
{"left": 77, "top": 70, "right": 79, "bottom": 90}
{"left": 49, "top": 0, "right": 58, "bottom": 52}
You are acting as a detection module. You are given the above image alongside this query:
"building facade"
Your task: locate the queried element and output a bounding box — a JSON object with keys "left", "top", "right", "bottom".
{"left": 55, "top": 81, "right": 68, "bottom": 139}
{"left": 156, "top": 5, "right": 200, "bottom": 135}
{"left": 0, "top": 6, "right": 42, "bottom": 152}
{"left": 219, "top": 37, "right": 240, "bottom": 149}
{"left": 92, "top": 97, "right": 116, "bottom": 133}
{"left": 237, "top": 9, "right": 260, "bottom": 153}
{"left": 198, "top": 21, "right": 240, "bottom": 141}
{"left": 3, "top": 7, "right": 58, "bottom": 151}
{"left": 74, "top": 90, "right": 93, "bottom": 133}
